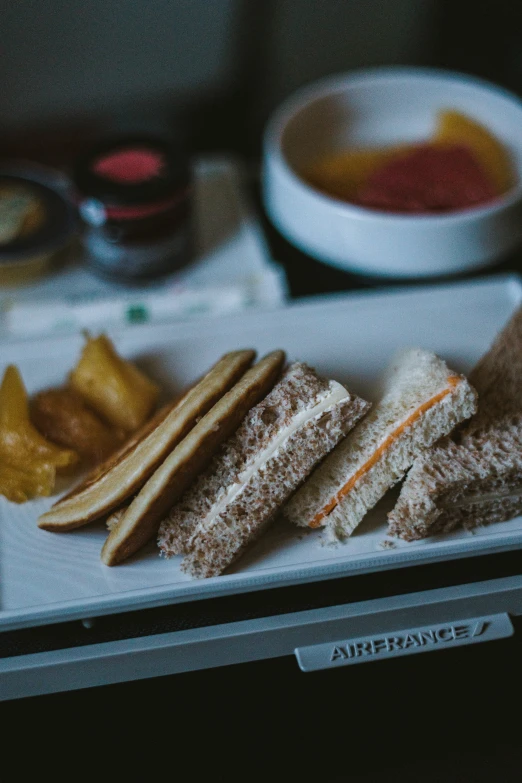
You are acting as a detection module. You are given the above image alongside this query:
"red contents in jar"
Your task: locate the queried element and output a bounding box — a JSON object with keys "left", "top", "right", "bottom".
{"left": 355, "top": 143, "right": 498, "bottom": 213}
{"left": 93, "top": 148, "right": 165, "bottom": 184}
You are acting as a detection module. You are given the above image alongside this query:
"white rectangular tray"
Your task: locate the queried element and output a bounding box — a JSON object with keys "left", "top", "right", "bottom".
{"left": 1, "top": 274, "right": 521, "bottom": 632}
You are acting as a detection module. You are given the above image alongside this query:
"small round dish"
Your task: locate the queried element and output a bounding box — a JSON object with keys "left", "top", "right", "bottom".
{"left": 0, "top": 162, "right": 78, "bottom": 285}
{"left": 262, "top": 67, "right": 522, "bottom": 278}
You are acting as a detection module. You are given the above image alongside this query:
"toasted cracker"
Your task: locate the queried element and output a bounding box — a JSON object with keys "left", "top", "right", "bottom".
{"left": 38, "top": 350, "right": 256, "bottom": 531}
{"left": 101, "top": 350, "right": 286, "bottom": 565}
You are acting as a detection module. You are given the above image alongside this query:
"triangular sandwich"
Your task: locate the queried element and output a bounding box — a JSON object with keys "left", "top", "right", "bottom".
{"left": 158, "top": 362, "right": 370, "bottom": 577}
{"left": 284, "top": 348, "right": 477, "bottom": 540}
{"left": 388, "top": 307, "right": 522, "bottom": 540}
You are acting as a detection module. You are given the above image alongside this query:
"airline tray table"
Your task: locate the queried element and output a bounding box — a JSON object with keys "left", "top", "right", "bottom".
{"left": 2, "top": 199, "right": 522, "bottom": 702}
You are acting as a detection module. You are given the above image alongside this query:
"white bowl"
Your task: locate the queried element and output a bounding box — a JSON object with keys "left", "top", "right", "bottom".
{"left": 262, "top": 67, "right": 522, "bottom": 278}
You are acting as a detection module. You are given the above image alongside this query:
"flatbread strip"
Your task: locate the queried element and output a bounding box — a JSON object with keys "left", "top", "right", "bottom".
{"left": 59, "top": 395, "right": 187, "bottom": 504}
{"left": 101, "top": 350, "right": 286, "bottom": 566}
{"left": 38, "top": 350, "right": 256, "bottom": 531}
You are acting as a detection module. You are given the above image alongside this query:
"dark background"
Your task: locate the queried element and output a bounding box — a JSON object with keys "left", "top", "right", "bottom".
{"left": 2, "top": 1, "right": 521, "bottom": 169}
{"left": 2, "top": 1, "right": 522, "bottom": 777}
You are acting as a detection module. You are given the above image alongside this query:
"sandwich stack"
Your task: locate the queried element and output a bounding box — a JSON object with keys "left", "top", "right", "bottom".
{"left": 284, "top": 348, "right": 477, "bottom": 541}
{"left": 388, "top": 307, "right": 522, "bottom": 540}
{"left": 38, "top": 312, "right": 521, "bottom": 577}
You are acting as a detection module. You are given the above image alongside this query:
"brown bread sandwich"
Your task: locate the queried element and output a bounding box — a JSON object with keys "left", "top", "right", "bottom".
{"left": 158, "top": 362, "right": 371, "bottom": 577}
{"left": 388, "top": 307, "right": 522, "bottom": 540}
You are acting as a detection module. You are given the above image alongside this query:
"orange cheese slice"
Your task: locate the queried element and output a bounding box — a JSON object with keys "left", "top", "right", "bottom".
{"left": 308, "top": 375, "right": 460, "bottom": 528}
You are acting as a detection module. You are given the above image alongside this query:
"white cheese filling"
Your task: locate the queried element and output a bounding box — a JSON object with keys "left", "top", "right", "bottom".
{"left": 190, "top": 381, "right": 350, "bottom": 539}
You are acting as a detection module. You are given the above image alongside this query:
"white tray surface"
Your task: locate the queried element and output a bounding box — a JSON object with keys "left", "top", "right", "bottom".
{"left": 0, "top": 274, "right": 521, "bottom": 630}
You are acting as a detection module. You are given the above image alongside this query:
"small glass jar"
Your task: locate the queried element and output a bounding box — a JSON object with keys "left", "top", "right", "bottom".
{"left": 74, "top": 135, "right": 192, "bottom": 281}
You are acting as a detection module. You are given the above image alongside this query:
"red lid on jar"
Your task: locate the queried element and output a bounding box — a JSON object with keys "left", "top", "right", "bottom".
{"left": 74, "top": 135, "right": 191, "bottom": 208}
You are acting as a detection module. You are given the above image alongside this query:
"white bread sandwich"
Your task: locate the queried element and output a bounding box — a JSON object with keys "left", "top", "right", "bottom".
{"left": 157, "top": 362, "right": 371, "bottom": 578}
{"left": 284, "top": 348, "right": 477, "bottom": 540}
{"left": 388, "top": 307, "right": 522, "bottom": 541}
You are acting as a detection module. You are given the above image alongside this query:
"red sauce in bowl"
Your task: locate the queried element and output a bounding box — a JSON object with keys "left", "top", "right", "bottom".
{"left": 355, "top": 143, "right": 498, "bottom": 213}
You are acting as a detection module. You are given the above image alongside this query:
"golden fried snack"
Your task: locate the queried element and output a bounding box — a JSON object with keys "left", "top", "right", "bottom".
{"left": 101, "top": 350, "right": 286, "bottom": 566}
{"left": 31, "top": 386, "right": 124, "bottom": 464}
{"left": 69, "top": 334, "right": 160, "bottom": 432}
{"left": 0, "top": 460, "right": 56, "bottom": 505}
{"left": 0, "top": 365, "right": 77, "bottom": 503}
{"left": 37, "top": 350, "right": 256, "bottom": 531}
